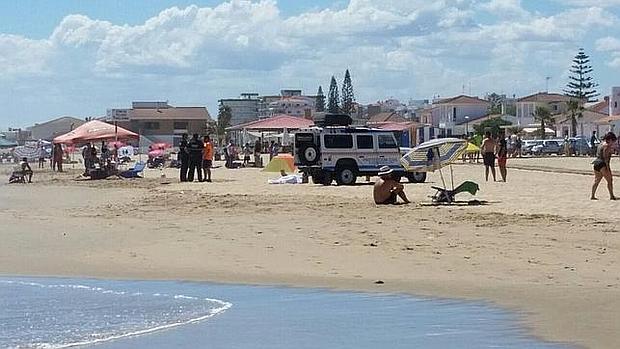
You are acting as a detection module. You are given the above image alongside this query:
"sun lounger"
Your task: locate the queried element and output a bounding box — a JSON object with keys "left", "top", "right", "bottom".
{"left": 431, "top": 180, "right": 479, "bottom": 203}
{"left": 119, "top": 162, "right": 146, "bottom": 178}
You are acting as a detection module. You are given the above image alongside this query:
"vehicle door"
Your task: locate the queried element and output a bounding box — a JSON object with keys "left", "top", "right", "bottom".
{"left": 321, "top": 133, "right": 354, "bottom": 171}
{"left": 376, "top": 133, "right": 400, "bottom": 168}
{"left": 355, "top": 134, "right": 376, "bottom": 173}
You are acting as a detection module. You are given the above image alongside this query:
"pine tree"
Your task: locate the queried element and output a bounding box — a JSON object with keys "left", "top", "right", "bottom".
{"left": 341, "top": 69, "right": 355, "bottom": 114}
{"left": 315, "top": 86, "right": 325, "bottom": 112}
{"left": 327, "top": 76, "right": 340, "bottom": 113}
{"left": 217, "top": 104, "right": 233, "bottom": 137}
{"left": 564, "top": 48, "right": 599, "bottom": 102}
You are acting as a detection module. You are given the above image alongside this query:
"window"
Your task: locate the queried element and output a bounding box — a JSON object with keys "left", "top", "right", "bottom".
{"left": 143, "top": 122, "right": 160, "bottom": 130}
{"left": 615, "top": 102, "right": 618, "bottom": 108}
{"left": 553, "top": 104, "right": 558, "bottom": 111}
{"left": 378, "top": 134, "right": 398, "bottom": 149}
{"left": 452, "top": 107, "right": 457, "bottom": 122}
{"left": 324, "top": 134, "right": 353, "bottom": 148}
{"left": 357, "top": 135, "right": 374, "bottom": 149}
{"left": 173, "top": 121, "right": 188, "bottom": 129}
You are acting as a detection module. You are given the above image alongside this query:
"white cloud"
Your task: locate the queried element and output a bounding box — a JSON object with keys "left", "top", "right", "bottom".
{"left": 1, "top": 0, "right": 619, "bottom": 129}
{"left": 559, "top": 0, "right": 620, "bottom": 7}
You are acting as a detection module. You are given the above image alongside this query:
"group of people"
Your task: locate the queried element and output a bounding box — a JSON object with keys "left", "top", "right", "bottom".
{"left": 480, "top": 131, "right": 509, "bottom": 182}
{"left": 178, "top": 133, "right": 213, "bottom": 182}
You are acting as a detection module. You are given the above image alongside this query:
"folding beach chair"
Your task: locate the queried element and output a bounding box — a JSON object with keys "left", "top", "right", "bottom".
{"left": 119, "top": 162, "right": 146, "bottom": 178}
{"left": 431, "top": 180, "right": 479, "bottom": 204}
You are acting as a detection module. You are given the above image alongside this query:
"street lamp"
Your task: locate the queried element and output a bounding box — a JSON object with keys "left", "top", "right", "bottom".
{"left": 464, "top": 116, "right": 470, "bottom": 137}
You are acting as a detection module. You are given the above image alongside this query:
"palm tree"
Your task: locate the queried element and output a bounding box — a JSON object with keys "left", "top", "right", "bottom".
{"left": 566, "top": 99, "right": 583, "bottom": 137}
{"left": 532, "top": 106, "right": 554, "bottom": 140}
{"left": 507, "top": 126, "right": 524, "bottom": 136}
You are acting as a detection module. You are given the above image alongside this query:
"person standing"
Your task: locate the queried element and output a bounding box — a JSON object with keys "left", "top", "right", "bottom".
{"left": 52, "top": 143, "right": 63, "bottom": 172}
{"left": 202, "top": 135, "right": 213, "bottom": 182}
{"left": 481, "top": 131, "right": 497, "bottom": 182}
{"left": 497, "top": 138, "right": 508, "bottom": 182}
{"left": 82, "top": 143, "right": 92, "bottom": 176}
{"left": 590, "top": 131, "right": 598, "bottom": 157}
{"left": 187, "top": 133, "right": 204, "bottom": 182}
{"left": 269, "top": 141, "right": 276, "bottom": 161}
{"left": 254, "top": 138, "right": 262, "bottom": 167}
{"left": 591, "top": 132, "right": 617, "bottom": 200}
{"left": 515, "top": 136, "right": 522, "bottom": 158}
{"left": 243, "top": 142, "right": 251, "bottom": 167}
{"left": 179, "top": 133, "right": 189, "bottom": 182}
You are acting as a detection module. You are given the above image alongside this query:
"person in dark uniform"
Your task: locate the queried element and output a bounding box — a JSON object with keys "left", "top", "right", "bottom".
{"left": 187, "top": 133, "right": 204, "bottom": 182}
{"left": 179, "top": 133, "right": 189, "bottom": 182}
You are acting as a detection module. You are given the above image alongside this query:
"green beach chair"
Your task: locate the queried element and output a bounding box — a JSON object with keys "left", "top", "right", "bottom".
{"left": 431, "top": 180, "right": 480, "bottom": 204}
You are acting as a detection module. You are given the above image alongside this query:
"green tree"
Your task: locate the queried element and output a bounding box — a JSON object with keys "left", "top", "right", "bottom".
{"left": 532, "top": 106, "right": 554, "bottom": 140}
{"left": 341, "top": 69, "right": 355, "bottom": 114}
{"left": 315, "top": 85, "right": 325, "bottom": 112}
{"left": 566, "top": 99, "right": 583, "bottom": 137}
{"left": 327, "top": 76, "right": 340, "bottom": 113}
{"left": 564, "top": 48, "right": 599, "bottom": 102}
{"left": 473, "top": 117, "right": 512, "bottom": 137}
{"left": 217, "top": 104, "right": 232, "bottom": 137}
{"left": 486, "top": 92, "right": 503, "bottom": 114}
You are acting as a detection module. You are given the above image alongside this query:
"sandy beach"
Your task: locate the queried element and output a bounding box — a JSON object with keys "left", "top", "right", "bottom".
{"left": 1, "top": 156, "right": 619, "bottom": 349}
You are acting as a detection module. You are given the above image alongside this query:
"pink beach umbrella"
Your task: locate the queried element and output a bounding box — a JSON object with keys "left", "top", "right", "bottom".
{"left": 148, "top": 149, "right": 165, "bottom": 158}
{"left": 149, "top": 142, "right": 171, "bottom": 150}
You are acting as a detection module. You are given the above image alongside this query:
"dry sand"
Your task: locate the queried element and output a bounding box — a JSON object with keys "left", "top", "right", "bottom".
{"left": 1, "top": 157, "right": 619, "bottom": 348}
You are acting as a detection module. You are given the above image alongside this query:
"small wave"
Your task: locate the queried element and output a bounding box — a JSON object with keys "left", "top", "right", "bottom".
{"left": 1, "top": 279, "right": 232, "bottom": 348}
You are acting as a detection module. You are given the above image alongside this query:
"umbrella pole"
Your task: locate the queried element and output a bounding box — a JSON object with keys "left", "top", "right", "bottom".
{"left": 450, "top": 165, "right": 455, "bottom": 190}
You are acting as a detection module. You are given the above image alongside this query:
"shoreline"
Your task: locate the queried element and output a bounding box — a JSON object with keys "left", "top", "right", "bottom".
{"left": 2, "top": 159, "right": 618, "bottom": 348}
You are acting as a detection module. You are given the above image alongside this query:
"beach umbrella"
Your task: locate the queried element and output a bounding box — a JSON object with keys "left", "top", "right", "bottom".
{"left": 53, "top": 120, "right": 138, "bottom": 144}
{"left": 401, "top": 138, "right": 467, "bottom": 172}
{"left": 149, "top": 142, "right": 170, "bottom": 150}
{"left": 108, "top": 141, "right": 125, "bottom": 149}
{"left": 148, "top": 149, "right": 165, "bottom": 158}
{"left": 263, "top": 154, "right": 295, "bottom": 173}
{"left": 466, "top": 142, "right": 480, "bottom": 153}
{"left": 401, "top": 138, "right": 468, "bottom": 191}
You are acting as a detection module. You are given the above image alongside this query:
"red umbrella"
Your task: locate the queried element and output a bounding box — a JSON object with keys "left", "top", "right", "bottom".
{"left": 53, "top": 120, "right": 138, "bottom": 144}
{"left": 108, "top": 141, "right": 126, "bottom": 148}
{"left": 148, "top": 149, "right": 165, "bottom": 158}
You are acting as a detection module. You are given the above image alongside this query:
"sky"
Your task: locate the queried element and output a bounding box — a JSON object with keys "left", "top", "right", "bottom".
{"left": 1, "top": 0, "right": 619, "bottom": 129}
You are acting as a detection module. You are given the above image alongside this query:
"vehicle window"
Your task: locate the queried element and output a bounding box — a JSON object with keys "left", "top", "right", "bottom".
{"left": 378, "top": 134, "right": 398, "bottom": 149}
{"left": 356, "top": 135, "right": 373, "bottom": 149}
{"left": 324, "top": 134, "right": 353, "bottom": 149}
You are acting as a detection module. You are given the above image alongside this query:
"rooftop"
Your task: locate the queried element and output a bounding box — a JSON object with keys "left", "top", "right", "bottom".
{"left": 227, "top": 114, "right": 314, "bottom": 131}
{"left": 517, "top": 92, "right": 573, "bottom": 103}
{"left": 434, "top": 95, "right": 490, "bottom": 105}
{"left": 130, "top": 106, "right": 211, "bottom": 120}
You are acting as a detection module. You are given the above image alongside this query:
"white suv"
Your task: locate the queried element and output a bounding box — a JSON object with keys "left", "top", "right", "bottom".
{"left": 294, "top": 126, "right": 426, "bottom": 185}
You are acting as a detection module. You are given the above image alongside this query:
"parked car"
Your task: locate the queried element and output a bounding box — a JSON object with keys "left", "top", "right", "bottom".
{"left": 522, "top": 140, "right": 542, "bottom": 156}
{"left": 568, "top": 137, "right": 592, "bottom": 156}
{"left": 531, "top": 140, "right": 562, "bottom": 156}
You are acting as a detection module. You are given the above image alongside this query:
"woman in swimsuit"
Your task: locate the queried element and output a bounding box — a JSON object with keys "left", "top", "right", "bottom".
{"left": 591, "top": 132, "right": 617, "bottom": 200}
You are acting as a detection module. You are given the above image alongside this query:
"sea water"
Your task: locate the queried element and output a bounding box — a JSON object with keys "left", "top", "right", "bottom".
{"left": 0, "top": 276, "right": 571, "bottom": 348}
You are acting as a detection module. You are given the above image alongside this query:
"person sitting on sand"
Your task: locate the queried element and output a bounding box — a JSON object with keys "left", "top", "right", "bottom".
{"left": 591, "top": 132, "right": 617, "bottom": 200}
{"left": 374, "top": 166, "right": 411, "bottom": 205}
{"left": 19, "top": 157, "right": 33, "bottom": 183}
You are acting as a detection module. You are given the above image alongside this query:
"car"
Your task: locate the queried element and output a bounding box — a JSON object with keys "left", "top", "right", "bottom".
{"left": 567, "top": 137, "right": 592, "bottom": 156}
{"left": 521, "top": 140, "right": 542, "bottom": 155}
{"left": 293, "top": 115, "right": 426, "bottom": 186}
{"left": 531, "top": 140, "right": 562, "bottom": 155}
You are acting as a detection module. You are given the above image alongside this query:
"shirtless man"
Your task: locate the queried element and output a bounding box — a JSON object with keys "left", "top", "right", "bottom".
{"left": 481, "top": 131, "right": 497, "bottom": 182}
{"left": 373, "top": 166, "right": 411, "bottom": 205}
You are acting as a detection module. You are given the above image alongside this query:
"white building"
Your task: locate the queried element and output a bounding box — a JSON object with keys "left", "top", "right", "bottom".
{"left": 431, "top": 95, "right": 490, "bottom": 136}
{"left": 219, "top": 93, "right": 261, "bottom": 126}
{"left": 515, "top": 92, "right": 572, "bottom": 126}
{"left": 611, "top": 86, "right": 620, "bottom": 116}
{"left": 267, "top": 96, "right": 315, "bottom": 118}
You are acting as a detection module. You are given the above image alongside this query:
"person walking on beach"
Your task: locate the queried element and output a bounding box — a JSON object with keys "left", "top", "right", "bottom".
{"left": 515, "top": 136, "right": 522, "bottom": 157}
{"left": 243, "top": 142, "right": 251, "bottom": 167}
{"left": 179, "top": 133, "right": 189, "bottom": 182}
{"left": 481, "top": 131, "right": 497, "bottom": 182}
{"left": 82, "top": 143, "right": 92, "bottom": 176}
{"left": 202, "top": 135, "right": 213, "bottom": 182}
{"left": 373, "top": 166, "right": 411, "bottom": 205}
{"left": 497, "top": 138, "right": 508, "bottom": 182}
{"left": 591, "top": 132, "right": 617, "bottom": 200}
{"left": 187, "top": 133, "right": 204, "bottom": 182}
{"left": 254, "top": 138, "right": 262, "bottom": 167}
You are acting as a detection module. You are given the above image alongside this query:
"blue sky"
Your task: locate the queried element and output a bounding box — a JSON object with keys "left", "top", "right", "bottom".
{"left": 1, "top": 0, "right": 619, "bottom": 129}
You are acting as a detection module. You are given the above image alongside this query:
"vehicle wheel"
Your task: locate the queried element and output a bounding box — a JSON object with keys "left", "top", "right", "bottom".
{"left": 335, "top": 167, "right": 357, "bottom": 185}
{"left": 300, "top": 145, "right": 319, "bottom": 165}
{"left": 407, "top": 172, "right": 427, "bottom": 183}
